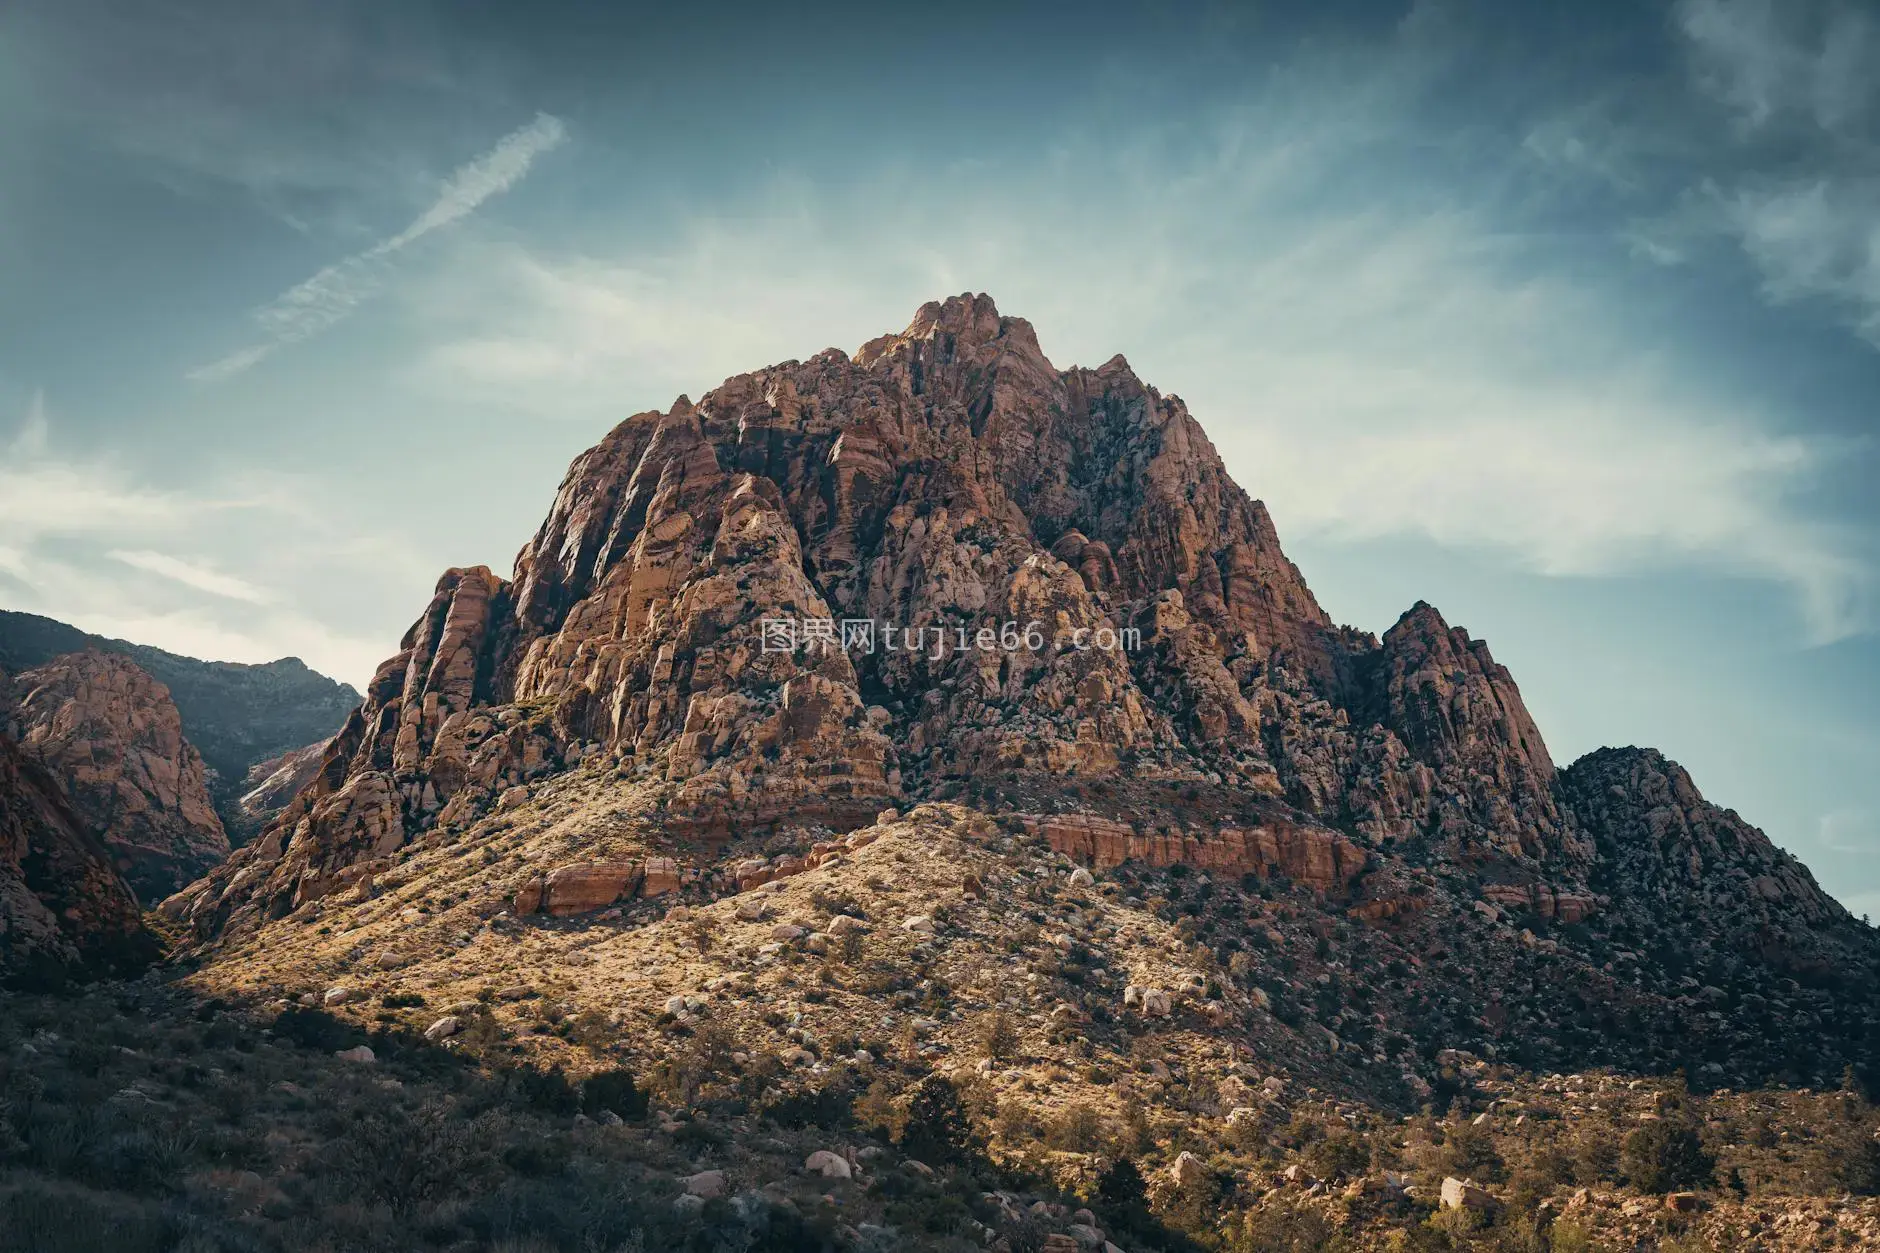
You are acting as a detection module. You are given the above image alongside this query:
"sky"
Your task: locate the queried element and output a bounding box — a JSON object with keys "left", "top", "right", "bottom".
{"left": 2, "top": 0, "right": 1876, "bottom": 914}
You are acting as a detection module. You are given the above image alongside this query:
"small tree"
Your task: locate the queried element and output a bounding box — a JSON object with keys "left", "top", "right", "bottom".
{"left": 1621, "top": 1121, "right": 1715, "bottom": 1193}
{"left": 980, "top": 1010, "right": 1019, "bottom": 1062}
{"left": 899, "top": 1075, "right": 970, "bottom": 1164}
{"left": 1307, "top": 1131, "right": 1370, "bottom": 1182}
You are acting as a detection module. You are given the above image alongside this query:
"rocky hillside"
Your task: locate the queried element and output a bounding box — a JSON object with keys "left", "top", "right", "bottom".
{"left": 2, "top": 651, "right": 229, "bottom": 901}
{"left": 0, "top": 733, "right": 155, "bottom": 986}
{"left": 0, "top": 610, "right": 360, "bottom": 838}
{"left": 134, "top": 294, "right": 1880, "bottom": 1249}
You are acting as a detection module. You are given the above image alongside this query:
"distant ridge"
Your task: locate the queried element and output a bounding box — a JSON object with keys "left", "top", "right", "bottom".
{"left": 0, "top": 610, "right": 361, "bottom": 839}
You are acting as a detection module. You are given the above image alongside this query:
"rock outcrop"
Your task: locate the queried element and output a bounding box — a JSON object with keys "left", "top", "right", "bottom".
{"left": 1562, "top": 747, "right": 1865, "bottom": 976}
{"left": 237, "top": 738, "right": 331, "bottom": 828}
{"left": 0, "top": 732, "right": 155, "bottom": 983}
{"left": 1021, "top": 813, "right": 1367, "bottom": 893}
{"left": 4, "top": 651, "right": 228, "bottom": 900}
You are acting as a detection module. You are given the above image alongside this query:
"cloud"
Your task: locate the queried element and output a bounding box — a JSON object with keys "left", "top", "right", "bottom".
{"left": 1723, "top": 179, "right": 1880, "bottom": 343}
{"left": 1678, "top": 0, "right": 1880, "bottom": 134}
{"left": 1666, "top": 0, "right": 1880, "bottom": 347}
{"left": 9, "top": 391, "right": 49, "bottom": 457}
{"left": 190, "top": 112, "right": 566, "bottom": 381}
{"left": 402, "top": 93, "right": 1873, "bottom": 644}
{"left": 107, "top": 550, "right": 273, "bottom": 604}
{"left": 0, "top": 395, "right": 399, "bottom": 686}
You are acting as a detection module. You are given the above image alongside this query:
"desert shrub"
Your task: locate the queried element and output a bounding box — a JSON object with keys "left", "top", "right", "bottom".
{"left": 1044, "top": 1103, "right": 1105, "bottom": 1152}
{"left": 763, "top": 1079, "right": 854, "bottom": 1131}
{"left": 581, "top": 1067, "right": 648, "bottom": 1119}
{"left": 1307, "top": 1131, "right": 1370, "bottom": 1181}
{"left": 1546, "top": 1219, "right": 1595, "bottom": 1252}
{"left": 326, "top": 1104, "right": 500, "bottom": 1210}
{"left": 898, "top": 1075, "right": 971, "bottom": 1164}
{"left": 0, "top": 1182, "right": 184, "bottom": 1253}
{"left": 979, "top": 1010, "right": 1019, "bottom": 1061}
{"left": 1225, "top": 1199, "right": 1343, "bottom": 1252}
{"left": 507, "top": 1063, "right": 579, "bottom": 1115}
{"left": 1823, "top": 1130, "right": 1880, "bottom": 1195}
{"left": 1569, "top": 1124, "right": 1621, "bottom": 1185}
{"left": 650, "top": 1024, "right": 738, "bottom": 1105}
{"left": 271, "top": 1006, "right": 364, "bottom": 1052}
{"left": 1434, "top": 1121, "right": 1505, "bottom": 1183}
{"left": 1620, "top": 1121, "right": 1714, "bottom": 1193}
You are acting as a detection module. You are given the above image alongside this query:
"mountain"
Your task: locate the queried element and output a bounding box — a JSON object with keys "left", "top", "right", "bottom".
{"left": 161, "top": 294, "right": 1876, "bottom": 1099}
{"left": 0, "top": 610, "right": 362, "bottom": 840}
{"left": 2, "top": 650, "right": 228, "bottom": 901}
{"left": 0, "top": 732, "right": 156, "bottom": 986}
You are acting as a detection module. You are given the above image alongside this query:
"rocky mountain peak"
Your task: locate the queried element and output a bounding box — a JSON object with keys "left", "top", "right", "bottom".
{"left": 161, "top": 296, "right": 1867, "bottom": 1064}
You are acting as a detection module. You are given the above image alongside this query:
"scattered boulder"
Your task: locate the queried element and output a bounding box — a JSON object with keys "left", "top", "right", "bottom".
{"left": 1169, "top": 1151, "right": 1209, "bottom": 1189}
{"left": 683, "top": 1170, "right": 727, "bottom": 1199}
{"left": 1440, "top": 1177, "right": 1496, "bottom": 1211}
{"left": 804, "top": 1150, "right": 852, "bottom": 1179}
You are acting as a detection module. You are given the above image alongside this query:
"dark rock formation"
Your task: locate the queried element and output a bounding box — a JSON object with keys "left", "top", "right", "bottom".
{"left": 0, "top": 732, "right": 156, "bottom": 985}
{"left": 4, "top": 651, "right": 228, "bottom": 900}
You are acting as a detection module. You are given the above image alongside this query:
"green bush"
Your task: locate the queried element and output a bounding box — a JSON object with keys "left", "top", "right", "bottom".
{"left": 1620, "top": 1121, "right": 1714, "bottom": 1193}
{"left": 1435, "top": 1121, "right": 1506, "bottom": 1183}
{"left": 898, "top": 1076, "right": 970, "bottom": 1164}
{"left": 581, "top": 1067, "right": 648, "bottom": 1119}
{"left": 1307, "top": 1131, "right": 1370, "bottom": 1181}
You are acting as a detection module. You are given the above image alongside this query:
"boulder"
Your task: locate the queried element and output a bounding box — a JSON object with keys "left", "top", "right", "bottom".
{"left": 641, "top": 856, "right": 683, "bottom": 897}
{"left": 804, "top": 1150, "right": 851, "bottom": 1179}
{"left": 543, "top": 861, "right": 643, "bottom": 915}
{"left": 683, "top": 1170, "right": 727, "bottom": 1199}
{"left": 1169, "top": 1151, "right": 1209, "bottom": 1189}
{"left": 1440, "top": 1177, "right": 1496, "bottom": 1211}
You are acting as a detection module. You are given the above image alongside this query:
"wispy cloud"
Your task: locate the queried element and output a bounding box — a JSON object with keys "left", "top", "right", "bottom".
{"left": 190, "top": 112, "right": 566, "bottom": 381}
{"left": 1666, "top": 0, "right": 1880, "bottom": 347}
{"left": 1678, "top": 0, "right": 1879, "bottom": 134}
{"left": 108, "top": 549, "right": 273, "bottom": 604}
{"left": 402, "top": 97, "right": 1874, "bottom": 644}
{"left": 1, "top": 395, "right": 399, "bottom": 686}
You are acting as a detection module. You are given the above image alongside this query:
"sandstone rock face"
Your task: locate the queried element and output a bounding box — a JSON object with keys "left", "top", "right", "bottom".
{"left": 0, "top": 610, "right": 361, "bottom": 836}
{"left": 0, "top": 733, "right": 153, "bottom": 981}
{"left": 1022, "top": 813, "right": 1366, "bottom": 893}
{"left": 5, "top": 651, "right": 228, "bottom": 900}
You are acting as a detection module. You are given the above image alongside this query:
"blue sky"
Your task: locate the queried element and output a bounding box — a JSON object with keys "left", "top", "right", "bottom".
{"left": 2, "top": 0, "right": 1876, "bottom": 914}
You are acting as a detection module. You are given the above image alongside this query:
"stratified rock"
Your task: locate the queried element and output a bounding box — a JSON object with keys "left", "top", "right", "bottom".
{"left": 4, "top": 651, "right": 228, "bottom": 900}
{"left": 0, "top": 733, "right": 155, "bottom": 982}
{"left": 1022, "top": 813, "right": 1366, "bottom": 893}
